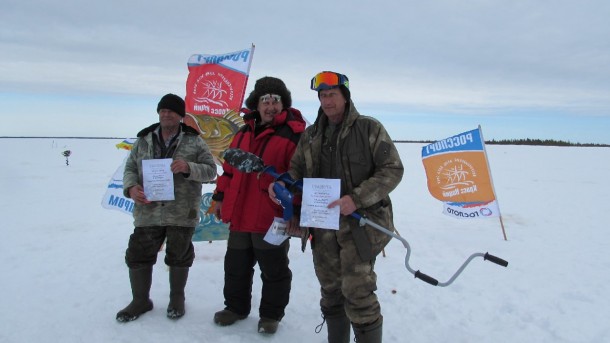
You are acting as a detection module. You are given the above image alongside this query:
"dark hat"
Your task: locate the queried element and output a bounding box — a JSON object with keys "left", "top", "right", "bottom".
{"left": 244, "top": 77, "right": 292, "bottom": 110}
{"left": 157, "top": 93, "right": 185, "bottom": 117}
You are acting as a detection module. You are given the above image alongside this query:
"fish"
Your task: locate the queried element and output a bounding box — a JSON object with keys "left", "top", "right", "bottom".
{"left": 184, "top": 110, "right": 244, "bottom": 166}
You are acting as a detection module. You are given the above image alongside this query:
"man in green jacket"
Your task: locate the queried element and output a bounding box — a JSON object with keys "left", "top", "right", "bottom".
{"left": 117, "top": 93, "right": 217, "bottom": 322}
{"left": 271, "top": 71, "right": 404, "bottom": 343}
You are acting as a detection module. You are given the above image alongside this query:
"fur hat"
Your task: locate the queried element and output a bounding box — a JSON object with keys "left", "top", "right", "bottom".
{"left": 245, "top": 77, "right": 292, "bottom": 110}
{"left": 157, "top": 93, "right": 185, "bottom": 117}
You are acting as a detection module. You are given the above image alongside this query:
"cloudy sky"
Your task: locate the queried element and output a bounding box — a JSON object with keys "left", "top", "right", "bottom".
{"left": 2, "top": 0, "right": 609, "bottom": 144}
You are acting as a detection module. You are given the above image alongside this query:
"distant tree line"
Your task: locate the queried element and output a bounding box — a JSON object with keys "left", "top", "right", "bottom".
{"left": 1, "top": 136, "right": 607, "bottom": 147}
{"left": 394, "top": 138, "right": 609, "bottom": 147}
{"left": 484, "top": 138, "right": 608, "bottom": 147}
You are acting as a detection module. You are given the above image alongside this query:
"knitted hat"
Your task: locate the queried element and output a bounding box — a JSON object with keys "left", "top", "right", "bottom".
{"left": 157, "top": 93, "right": 185, "bottom": 117}
{"left": 244, "top": 77, "right": 292, "bottom": 110}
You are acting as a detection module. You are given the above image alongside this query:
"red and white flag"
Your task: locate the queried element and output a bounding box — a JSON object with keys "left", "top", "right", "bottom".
{"left": 183, "top": 46, "right": 255, "bottom": 165}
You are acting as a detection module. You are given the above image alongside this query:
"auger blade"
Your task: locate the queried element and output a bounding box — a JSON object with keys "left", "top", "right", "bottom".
{"left": 222, "top": 148, "right": 265, "bottom": 173}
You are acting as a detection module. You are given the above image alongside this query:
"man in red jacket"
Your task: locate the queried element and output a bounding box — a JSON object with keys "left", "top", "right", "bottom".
{"left": 211, "top": 77, "right": 306, "bottom": 334}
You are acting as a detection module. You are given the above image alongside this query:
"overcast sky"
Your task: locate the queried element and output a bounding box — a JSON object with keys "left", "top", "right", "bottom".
{"left": 2, "top": 0, "right": 609, "bottom": 144}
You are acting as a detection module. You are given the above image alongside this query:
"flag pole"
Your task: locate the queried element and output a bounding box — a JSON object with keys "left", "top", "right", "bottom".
{"left": 235, "top": 44, "right": 256, "bottom": 108}
{"left": 478, "top": 125, "right": 507, "bottom": 241}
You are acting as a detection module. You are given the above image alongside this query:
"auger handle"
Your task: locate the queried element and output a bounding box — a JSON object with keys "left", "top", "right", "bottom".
{"left": 484, "top": 253, "right": 509, "bottom": 267}
{"left": 414, "top": 271, "right": 439, "bottom": 286}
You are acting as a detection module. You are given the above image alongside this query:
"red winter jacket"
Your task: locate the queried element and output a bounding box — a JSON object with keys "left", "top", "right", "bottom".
{"left": 213, "top": 108, "right": 306, "bottom": 233}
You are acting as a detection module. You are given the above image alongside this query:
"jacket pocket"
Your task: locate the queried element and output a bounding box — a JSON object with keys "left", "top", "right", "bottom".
{"left": 346, "top": 151, "right": 371, "bottom": 185}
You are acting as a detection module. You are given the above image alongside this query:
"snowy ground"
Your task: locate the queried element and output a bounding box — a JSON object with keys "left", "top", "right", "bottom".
{"left": 1, "top": 138, "right": 609, "bottom": 343}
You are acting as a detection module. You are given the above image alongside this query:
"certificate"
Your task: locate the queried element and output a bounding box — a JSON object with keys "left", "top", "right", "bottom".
{"left": 300, "top": 178, "right": 340, "bottom": 230}
{"left": 263, "top": 217, "right": 290, "bottom": 246}
{"left": 142, "top": 158, "right": 175, "bottom": 201}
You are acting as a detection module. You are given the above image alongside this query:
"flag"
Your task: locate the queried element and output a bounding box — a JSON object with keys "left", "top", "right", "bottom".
{"left": 115, "top": 138, "right": 135, "bottom": 151}
{"left": 101, "top": 138, "right": 137, "bottom": 215}
{"left": 183, "top": 46, "right": 255, "bottom": 165}
{"left": 443, "top": 200, "right": 500, "bottom": 219}
{"left": 101, "top": 156, "right": 134, "bottom": 215}
{"left": 422, "top": 127, "right": 500, "bottom": 219}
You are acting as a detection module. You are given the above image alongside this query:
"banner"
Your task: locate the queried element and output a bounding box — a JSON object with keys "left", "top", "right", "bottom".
{"left": 193, "top": 193, "right": 229, "bottom": 241}
{"left": 422, "top": 127, "right": 500, "bottom": 218}
{"left": 101, "top": 156, "right": 134, "bottom": 215}
{"left": 443, "top": 200, "right": 500, "bottom": 219}
{"left": 101, "top": 139, "right": 136, "bottom": 214}
{"left": 183, "top": 46, "right": 254, "bottom": 165}
{"left": 115, "top": 138, "right": 135, "bottom": 151}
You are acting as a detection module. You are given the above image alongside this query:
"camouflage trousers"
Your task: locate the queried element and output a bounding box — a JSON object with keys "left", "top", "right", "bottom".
{"left": 311, "top": 226, "right": 381, "bottom": 325}
{"left": 124, "top": 226, "right": 195, "bottom": 269}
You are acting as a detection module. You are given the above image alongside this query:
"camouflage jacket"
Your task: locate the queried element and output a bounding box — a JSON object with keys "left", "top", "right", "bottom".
{"left": 289, "top": 100, "right": 404, "bottom": 258}
{"left": 123, "top": 123, "right": 217, "bottom": 228}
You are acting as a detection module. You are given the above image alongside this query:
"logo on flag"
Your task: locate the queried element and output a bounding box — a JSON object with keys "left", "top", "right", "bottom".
{"left": 183, "top": 46, "right": 255, "bottom": 165}
{"left": 422, "top": 127, "right": 500, "bottom": 219}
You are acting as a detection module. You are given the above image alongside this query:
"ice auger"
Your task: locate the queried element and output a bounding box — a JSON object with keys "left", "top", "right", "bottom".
{"left": 223, "top": 148, "right": 508, "bottom": 287}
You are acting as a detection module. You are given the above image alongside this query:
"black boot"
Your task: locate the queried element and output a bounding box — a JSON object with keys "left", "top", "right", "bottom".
{"left": 326, "top": 312, "right": 351, "bottom": 343}
{"left": 116, "top": 266, "right": 154, "bottom": 322}
{"left": 353, "top": 316, "right": 383, "bottom": 343}
{"left": 167, "top": 267, "right": 189, "bottom": 319}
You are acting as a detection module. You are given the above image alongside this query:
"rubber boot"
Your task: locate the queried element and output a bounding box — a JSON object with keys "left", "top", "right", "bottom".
{"left": 353, "top": 316, "right": 383, "bottom": 343}
{"left": 167, "top": 267, "right": 189, "bottom": 319}
{"left": 116, "top": 266, "right": 154, "bottom": 322}
{"left": 326, "top": 312, "right": 351, "bottom": 343}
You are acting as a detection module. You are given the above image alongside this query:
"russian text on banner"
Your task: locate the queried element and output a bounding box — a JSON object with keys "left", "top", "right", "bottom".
{"left": 101, "top": 156, "right": 134, "bottom": 215}
{"left": 421, "top": 127, "right": 500, "bottom": 219}
{"left": 183, "top": 46, "right": 255, "bottom": 165}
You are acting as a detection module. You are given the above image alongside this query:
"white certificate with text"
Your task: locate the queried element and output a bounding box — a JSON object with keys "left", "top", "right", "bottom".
{"left": 142, "top": 158, "right": 175, "bottom": 201}
{"left": 300, "top": 178, "right": 340, "bottom": 230}
{"left": 263, "top": 217, "right": 290, "bottom": 246}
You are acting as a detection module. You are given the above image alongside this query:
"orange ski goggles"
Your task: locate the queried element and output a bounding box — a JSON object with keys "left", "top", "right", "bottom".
{"left": 310, "top": 71, "right": 349, "bottom": 91}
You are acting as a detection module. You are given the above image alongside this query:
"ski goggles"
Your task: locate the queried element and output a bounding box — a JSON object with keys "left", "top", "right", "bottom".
{"left": 310, "top": 71, "right": 349, "bottom": 91}
{"left": 259, "top": 94, "right": 282, "bottom": 104}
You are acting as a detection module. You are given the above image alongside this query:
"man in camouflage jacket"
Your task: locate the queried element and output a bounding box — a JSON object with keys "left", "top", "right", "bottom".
{"left": 272, "top": 72, "right": 404, "bottom": 343}
{"left": 117, "top": 93, "right": 216, "bottom": 323}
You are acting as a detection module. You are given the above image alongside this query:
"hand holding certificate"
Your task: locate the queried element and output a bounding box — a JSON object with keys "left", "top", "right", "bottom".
{"left": 142, "top": 158, "right": 175, "bottom": 201}
{"left": 300, "top": 178, "right": 341, "bottom": 230}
